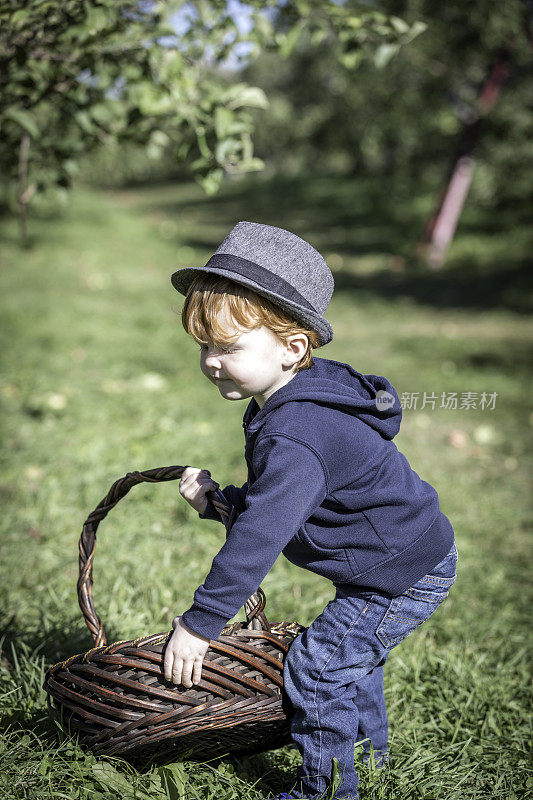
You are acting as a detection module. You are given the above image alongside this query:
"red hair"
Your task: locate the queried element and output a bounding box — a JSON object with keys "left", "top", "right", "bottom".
{"left": 181, "top": 274, "right": 320, "bottom": 371}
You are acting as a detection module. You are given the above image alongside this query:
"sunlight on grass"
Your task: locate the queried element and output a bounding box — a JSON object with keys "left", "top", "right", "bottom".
{"left": 1, "top": 176, "right": 531, "bottom": 799}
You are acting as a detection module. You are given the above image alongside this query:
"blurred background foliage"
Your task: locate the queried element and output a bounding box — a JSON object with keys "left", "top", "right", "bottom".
{"left": 1, "top": 2, "right": 532, "bottom": 798}
{"left": 1, "top": 0, "right": 425, "bottom": 232}
{"left": 0, "top": 0, "right": 533, "bottom": 800}
{"left": 3, "top": 0, "right": 530, "bottom": 249}
{"left": 244, "top": 0, "right": 532, "bottom": 209}
{"left": 71, "top": 0, "right": 533, "bottom": 216}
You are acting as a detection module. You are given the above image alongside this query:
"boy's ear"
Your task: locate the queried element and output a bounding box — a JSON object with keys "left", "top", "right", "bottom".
{"left": 282, "top": 333, "right": 309, "bottom": 367}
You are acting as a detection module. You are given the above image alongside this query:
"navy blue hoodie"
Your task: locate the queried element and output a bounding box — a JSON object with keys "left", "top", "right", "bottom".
{"left": 181, "top": 357, "right": 455, "bottom": 641}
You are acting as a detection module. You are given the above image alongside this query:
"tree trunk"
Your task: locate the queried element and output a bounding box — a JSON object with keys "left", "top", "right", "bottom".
{"left": 418, "top": 53, "right": 509, "bottom": 270}
{"left": 18, "top": 133, "right": 31, "bottom": 246}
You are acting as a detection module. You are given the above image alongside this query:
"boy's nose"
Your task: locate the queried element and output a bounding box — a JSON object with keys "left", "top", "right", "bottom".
{"left": 204, "top": 351, "right": 222, "bottom": 368}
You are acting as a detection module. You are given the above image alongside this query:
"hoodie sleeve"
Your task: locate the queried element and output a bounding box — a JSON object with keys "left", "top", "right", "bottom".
{"left": 199, "top": 481, "right": 249, "bottom": 522}
{"left": 181, "top": 434, "right": 328, "bottom": 640}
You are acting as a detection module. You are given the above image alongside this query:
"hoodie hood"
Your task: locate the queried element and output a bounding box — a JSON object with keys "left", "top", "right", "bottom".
{"left": 243, "top": 356, "right": 402, "bottom": 440}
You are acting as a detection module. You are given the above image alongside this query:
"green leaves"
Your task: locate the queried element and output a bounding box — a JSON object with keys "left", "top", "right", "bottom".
{"left": 134, "top": 82, "right": 175, "bottom": 117}
{"left": 1, "top": 0, "right": 278, "bottom": 227}
{"left": 146, "top": 129, "right": 171, "bottom": 161}
{"left": 196, "top": 168, "right": 224, "bottom": 196}
{"left": 91, "top": 761, "right": 188, "bottom": 800}
{"left": 224, "top": 84, "right": 269, "bottom": 111}
{"left": 374, "top": 42, "right": 401, "bottom": 69}
{"left": 276, "top": 23, "right": 305, "bottom": 59}
{"left": 157, "top": 763, "right": 188, "bottom": 800}
{"left": 3, "top": 109, "right": 39, "bottom": 139}
{"left": 84, "top": 5, "right": 113, "bottom": 37}
{"left": 92, "top": 763, "right": 150, "bottom": 799}
{"left": 373, "top": 17, "right": 427, "bottom": 68}
{"left": 0, "top": 0, "right": 424, "bottom": 236}
{"left": 214, "top": 106, "right": 236, "bottom": 139}
{"left": 74, "top": 110, "right": 96, "bottom": 136}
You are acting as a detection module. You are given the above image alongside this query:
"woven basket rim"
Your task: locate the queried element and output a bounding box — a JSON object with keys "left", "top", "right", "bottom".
{"left": 45, "top": 620, "right": 305, "bottom": 678}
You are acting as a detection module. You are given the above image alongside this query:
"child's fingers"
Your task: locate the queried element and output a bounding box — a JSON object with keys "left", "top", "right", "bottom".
{"left": 178, "top": 469, "right": 218, "bottom": 515}
{"left": 171, "top": 658, "right": 184, "bottom": 686}
{"left": 181, "top": 659, "right": 194, "bottom": 688}
{"left": 180, "top": 480, "right": 219, "bottom": 502}
{"left": 179, "top": 467, "right": 202, "bottom": 488}
{"left": 179, "top": 469, "right": 218, "bottom": 497}
{"left": 180, "top": 468, "right": 215, "bottom": 487}
{"left": 163, "top": 646, "right": 174, "bottom": 683}
{"left": 181, "top": 466, "right": 211, "bottom": 478}
{"left": 192, "top": 657, "right": 203, "bottom": 685}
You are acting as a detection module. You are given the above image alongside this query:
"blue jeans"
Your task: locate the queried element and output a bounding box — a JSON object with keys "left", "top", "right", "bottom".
{"left": 283, "top": 543, "right": 458, "bottom": 800}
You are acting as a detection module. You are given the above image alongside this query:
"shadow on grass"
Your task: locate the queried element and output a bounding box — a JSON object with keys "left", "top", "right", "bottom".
{"left": 0, "top": 609, "right": 122, "bottom": 670}
{"left": 131, "top": 172, "right": 533, "bottom": 315}
{"left": 0, "top": 704, "right": 56, "bottom": 742}
{"left": 397, "top": 332, "right": 533, "bottom": 378}
{"left": 332, "top": 256, "right": 532, "bottom": 315}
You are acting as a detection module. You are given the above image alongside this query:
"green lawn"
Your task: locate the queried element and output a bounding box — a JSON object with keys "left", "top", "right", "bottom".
{"left": 0, "top": 173, "right": 531, "bottom": 799}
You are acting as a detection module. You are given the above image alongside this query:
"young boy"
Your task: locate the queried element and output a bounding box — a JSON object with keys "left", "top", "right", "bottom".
{"left": 163, "top": 221, "right": 457, "bottom": 800}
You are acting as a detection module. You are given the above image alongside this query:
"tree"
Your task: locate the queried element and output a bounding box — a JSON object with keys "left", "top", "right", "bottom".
{"left": 242, "top": 0, "right": 532, "bottom": 217}
{"left": 0, "top": 0, "right": 269, "bottom": 242}
{"left": 418, "top": 50, "right": 511, "bottom": 269}
{"left": 0, "top": 0, "right": 418, "bottom": 242}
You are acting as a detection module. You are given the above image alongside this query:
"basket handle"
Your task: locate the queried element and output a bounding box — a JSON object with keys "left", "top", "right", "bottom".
{"left": 77, "top": 465, "right": 270, "bottom": 647}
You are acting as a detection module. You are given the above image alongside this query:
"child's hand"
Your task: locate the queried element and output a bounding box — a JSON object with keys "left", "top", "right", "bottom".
{"left": 164, "top": 616, "right": 210, "bottom": 687}
{"left": 179, "top": 466, "right": 219, "bottom": 515}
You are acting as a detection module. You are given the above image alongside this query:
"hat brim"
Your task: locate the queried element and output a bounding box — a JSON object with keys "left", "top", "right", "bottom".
{"left": 171, "top": 265, "right": 333, "bottom": 347}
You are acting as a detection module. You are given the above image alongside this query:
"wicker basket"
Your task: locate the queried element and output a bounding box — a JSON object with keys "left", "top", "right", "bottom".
{"left": 43, "top": 466, "right": 304, "bottom": 760}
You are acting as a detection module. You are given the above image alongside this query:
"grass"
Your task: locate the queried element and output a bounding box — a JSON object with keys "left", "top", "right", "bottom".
{"left": 0, "top": 171, "right": 532, "bottom": 799}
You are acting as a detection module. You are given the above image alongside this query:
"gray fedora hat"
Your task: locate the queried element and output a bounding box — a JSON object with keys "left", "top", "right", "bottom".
{"left": 170, "top": 221, "right": 334, "bottom": 346}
